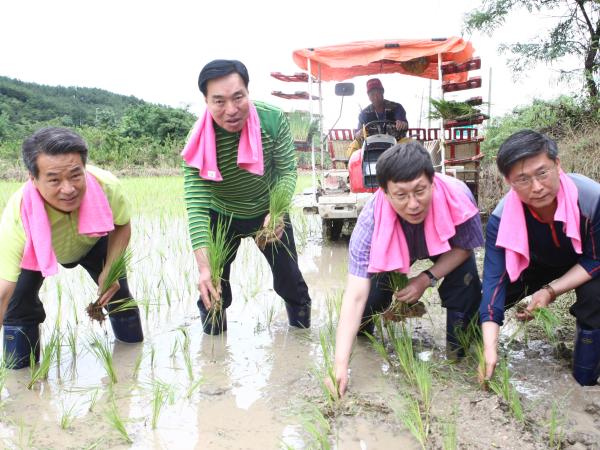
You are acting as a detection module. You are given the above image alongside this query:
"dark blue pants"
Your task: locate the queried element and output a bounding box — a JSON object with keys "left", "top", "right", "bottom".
{"left": 504, "top": 263, "right": 600, "bottom": 329}
{"left": 361, "top": 253, "right": 482, "bottom": 330}
{"left": 3, "top": 236, "right": 138, "bottom": 326}
{"left": 197, "top": 209, "right": 311, "bottom": 315}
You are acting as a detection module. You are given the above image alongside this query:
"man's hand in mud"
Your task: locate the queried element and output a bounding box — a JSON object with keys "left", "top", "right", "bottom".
{"left": 198, "top": 266, "right": 220, "bottom": 310}
{"left": 325, "top": 364, "right": 348, "bottom": 399}
{"left": 515, "top": 289, "right": 553, "bottom": 321}
{"left": 393, "top": 274, "right": 429, "bottom": 305}
{"left": 479, "top": 345, "right": 498, "bottom": 386}
{"left": 262, "top": 213, "right": 285, "bottom": 240}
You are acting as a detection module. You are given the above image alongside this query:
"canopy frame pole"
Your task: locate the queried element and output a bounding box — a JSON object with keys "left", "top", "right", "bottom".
{"left": 307, "top": 57, "right": 317, "bottom": 205}
{"left": 318, "top": 63, "right": 324, "bottom": 188}
{"left": 437, "top": 52, "right": 445, "bottom": 175}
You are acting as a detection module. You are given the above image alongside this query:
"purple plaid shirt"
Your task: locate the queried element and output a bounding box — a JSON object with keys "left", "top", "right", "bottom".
{"left": 348, "top": 181, "right": 484, "bottom": 278}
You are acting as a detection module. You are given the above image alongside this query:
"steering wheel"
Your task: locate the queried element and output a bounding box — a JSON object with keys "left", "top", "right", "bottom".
{"left": 363, "top": 120, "right": 405, "bottom": 139}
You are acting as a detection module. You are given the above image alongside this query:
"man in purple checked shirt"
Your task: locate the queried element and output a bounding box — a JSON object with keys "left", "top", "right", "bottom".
{"left": 327, "top": 141, "right": 484, "bottom": 397}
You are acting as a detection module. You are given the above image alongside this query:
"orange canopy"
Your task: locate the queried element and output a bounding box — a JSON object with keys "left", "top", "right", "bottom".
{"left": 292, "top": 37, "right": 475, "bottom": 82}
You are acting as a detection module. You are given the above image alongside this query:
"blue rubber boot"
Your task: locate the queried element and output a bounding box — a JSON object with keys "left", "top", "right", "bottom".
{"left": 572, "top": 325, "right": 600, "bottom": 386}
{"left": 198, "top": 302, "right": 227, "bottom": 335}
{"left": 3, "top": 324, "right": 40, "bottom": 369}
{"left": 109, "top": 312, "right": 144, "bottom": 343}
{"left": 285, "top": 303, "right": 311, "bottom": 329}
{"left": 446, "top": 310, "right": 468, "bottom": 359}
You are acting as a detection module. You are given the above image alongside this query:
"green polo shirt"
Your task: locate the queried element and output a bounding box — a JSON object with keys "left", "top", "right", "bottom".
{"left": 0, "top": 165, "right": 130, "bottom": 282}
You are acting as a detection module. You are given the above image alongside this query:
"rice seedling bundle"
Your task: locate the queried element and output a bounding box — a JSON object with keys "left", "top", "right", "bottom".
{"left": 255, "top": 184, "right": 291, "bottom": 251}
{"left": 381, "top": 273, "right": 427, "bottom": 322}
{"left": 86, "top": 249, "right": 133, "bottom": 323}
{"left": 532, "top": 307, "right": 560, "bottom": 344}
{"left": 205, "top": 215, "right": 235, "bottom": 328}
{"left": 428, "top": 98, "right": 479, "bottom": 121}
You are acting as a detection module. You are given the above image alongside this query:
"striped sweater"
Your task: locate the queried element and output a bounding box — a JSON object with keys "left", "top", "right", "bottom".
{"left": 183, "top": 101, "right": 297, "bottom": 249}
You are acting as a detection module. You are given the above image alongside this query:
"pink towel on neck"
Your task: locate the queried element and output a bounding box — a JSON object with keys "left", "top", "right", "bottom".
{"left": 496, "top": 169, "right": 581, "bottom": 282}
{"left": 181, "top": 102, "right": 263, "bottom": 181}
{"left": 20, "top": 172, "right": 114, "bottom": 277}
{"left": 368, "top": 173, "right": 479, "bottom": 274}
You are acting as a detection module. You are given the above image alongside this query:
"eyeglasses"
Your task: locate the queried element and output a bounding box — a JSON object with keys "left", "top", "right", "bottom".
{"left": 510, "top": 165, "right": 556, "bottom": 189}
{"left": 389, "top": 185, "right": 431, "bottom": 204}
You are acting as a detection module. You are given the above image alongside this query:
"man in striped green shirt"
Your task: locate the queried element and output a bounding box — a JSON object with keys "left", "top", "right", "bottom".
{"left": 183, "top": 59, "right": 311, "bottom": 334}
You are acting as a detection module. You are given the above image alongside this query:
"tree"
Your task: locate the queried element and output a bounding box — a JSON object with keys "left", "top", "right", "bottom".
{"left": 464, "top": 0, "right": 600, "bottom": 101}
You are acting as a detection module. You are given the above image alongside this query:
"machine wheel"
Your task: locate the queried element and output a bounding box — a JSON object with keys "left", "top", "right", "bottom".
{"left": 322, "top": 219, "right": 344, "bottom": 241}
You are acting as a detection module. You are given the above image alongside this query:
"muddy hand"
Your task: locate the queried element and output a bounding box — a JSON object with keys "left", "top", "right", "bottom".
{"left": 198, "top": 267, "right": 219, "bottom": 310}
{"left": 517, "top": 289, "right": 553, "bottom": 322}
{"left": 479, "top": 346, "right": 497, "bottom": 386}
{"left": 325, "top": 366, "right": 348, "bottom": 399}
{"left": 97, "top": 280, "right": 120, "bottom": 307}
{"left": 393, "top": 276, "right": 427, "bottom": 305}
{"left": 262, "top": 213, "right": 285, "bottom": 241}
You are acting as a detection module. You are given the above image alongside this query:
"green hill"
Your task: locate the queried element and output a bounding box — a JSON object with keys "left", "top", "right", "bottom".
{"left": 0, "top": 76, "right": 145, "bottom": 129}
{"left": 0, "top": 76, "right": 197, "bottom": 175}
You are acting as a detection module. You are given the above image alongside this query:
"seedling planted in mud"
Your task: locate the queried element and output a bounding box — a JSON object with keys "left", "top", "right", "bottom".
{"left": 395, "top": 395, "right": 428, "bottom": 450}
{"left": 28, "top": 330, "right": 60, "bottom": 389}
{"left": 316, "top": 328, "right": 340, "bottom": 405}
{"left": 60, "top": 402, "right": 77, "bottom": 430}
{"left": 366, "top": 315, "right": 393, "bottom": 366}
{"left": 105, "top": 400, "right": 132, "bottom": 444}
{"left": 87, "top": 249, "right": 134, "bottom": 323}
{"left": 298, "top": 403, "right": 333, "bottom": 450}
{"left": 255, "top": 183, "right": 291, "bottom": 250}
{"left": 442, "top": 408, "right": 458, "bottom": 450}
{"left": 387, "top": 322, "right": 417, "bottom": 384}
{"left": 87, "top": 333, "right": 117, "bottom": 384}
{"left": 548, "top": 400, "right": 565, "bottom": 449}
{"left": 186, "top": 377, "right": 205, "bottom": 399}
{"left": 151, "top": 379, "right": 175, "bottom": 429}
{"left": 488, "top": 359, "right": 524, "bottom": 422}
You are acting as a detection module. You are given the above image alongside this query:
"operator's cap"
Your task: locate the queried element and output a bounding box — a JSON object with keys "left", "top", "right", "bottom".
{"left": 366, "top": 78, "right": 384, "bottom": 93}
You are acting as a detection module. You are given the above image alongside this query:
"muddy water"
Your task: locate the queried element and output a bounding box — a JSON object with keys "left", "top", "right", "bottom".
{"left": 0, "top": 212, "right": 599, "bottom": 449}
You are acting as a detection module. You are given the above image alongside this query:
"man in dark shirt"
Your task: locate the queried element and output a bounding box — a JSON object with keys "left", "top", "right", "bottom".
{"left": 480, "top": 129, "right": 600, "bottom": 386}
{"left": 356, "top": 78, "right": 408, "bottom": 139}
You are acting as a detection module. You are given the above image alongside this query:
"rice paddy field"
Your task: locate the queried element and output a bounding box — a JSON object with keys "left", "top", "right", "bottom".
{"left": 0, "top": 175, "right": 599, "bottom": 449}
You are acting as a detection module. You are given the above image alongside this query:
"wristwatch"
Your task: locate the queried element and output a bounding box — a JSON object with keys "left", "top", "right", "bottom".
{"left": 422, "top": 269, "right": 438, "bottom": 288}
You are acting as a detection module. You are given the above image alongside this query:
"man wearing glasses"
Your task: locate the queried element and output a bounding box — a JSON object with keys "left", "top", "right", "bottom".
{"left": 328, "top": 141, "right": 484, "bottom": 397}
{"left": 480, "top": 129, "right": 600, "bottom": 386}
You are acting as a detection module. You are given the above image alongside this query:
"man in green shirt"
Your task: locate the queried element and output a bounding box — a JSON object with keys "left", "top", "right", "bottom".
{"left": 183, "top": 59, "right": 311, "bottom": 334}
{"left": 0, "top": 127, "right": 143, "bottom": 369}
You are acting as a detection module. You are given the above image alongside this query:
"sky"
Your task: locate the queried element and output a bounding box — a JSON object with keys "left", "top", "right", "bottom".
{"left": 0, "top": 0, "right": 581, "bottom": 130}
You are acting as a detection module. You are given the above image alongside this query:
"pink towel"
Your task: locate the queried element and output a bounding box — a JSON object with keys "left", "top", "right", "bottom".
{"left": 497, "top": 169, "right": 581, "bottom": 282}
{"left": 368, "top": 173, "right": 479, "bottom": 274}
{"left": 181, "top": 102, "right": 263, "bottom": 181}
{"left": 20, "top": 172, "right": 114, "bottom": 277}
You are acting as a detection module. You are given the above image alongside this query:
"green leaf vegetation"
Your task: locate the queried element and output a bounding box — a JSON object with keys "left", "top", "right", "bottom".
{"left": 464, "top": 1, "right": 600, "bottom": 101}
{"left": 0, "top": 76, "right": 196, "bottom": 174}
